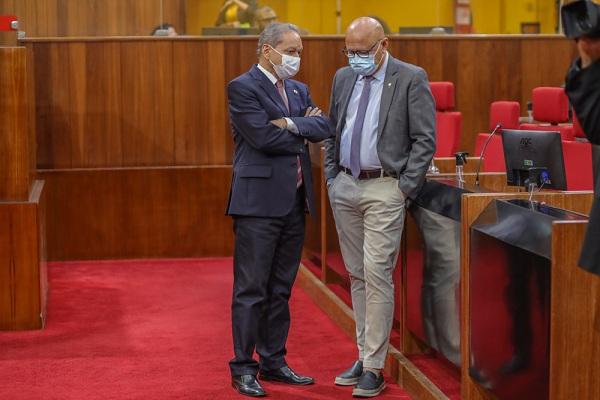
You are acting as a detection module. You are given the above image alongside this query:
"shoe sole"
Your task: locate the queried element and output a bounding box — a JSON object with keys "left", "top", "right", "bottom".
{"left": 352, "top": 382, "right": 387, "bottom": 398}
{"left": 334, "top": 376, "right": 360, "bottom": 386}
{"left": 231, "top": 383, "right": 266, "bottom": 397}
{"left": 259, "top": 375, "right": 315, "bottom": 386}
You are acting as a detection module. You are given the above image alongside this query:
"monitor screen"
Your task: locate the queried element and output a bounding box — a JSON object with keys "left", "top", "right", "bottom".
{"left": 501, "top": 129, "right": 567, "bottom": 190}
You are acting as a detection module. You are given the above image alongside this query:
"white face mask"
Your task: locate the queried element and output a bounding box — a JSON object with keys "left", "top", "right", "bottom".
{"left": 268, "top": 46, "right": 301, "bottom": 80}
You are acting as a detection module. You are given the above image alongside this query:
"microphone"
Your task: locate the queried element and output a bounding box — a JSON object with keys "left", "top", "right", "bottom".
{"left": 475, "top": 123, "right": 502, "bottom": 187}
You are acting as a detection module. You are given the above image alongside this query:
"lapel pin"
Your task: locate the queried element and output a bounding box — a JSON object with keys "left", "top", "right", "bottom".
{"left": 293, "top": 89, "right": 298, "bottom": 95}
{"left": 387, "top": 82, "right": 392, "bottom": 87}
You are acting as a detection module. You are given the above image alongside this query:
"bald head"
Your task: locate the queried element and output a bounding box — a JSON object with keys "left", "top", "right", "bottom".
{"left": 346, "top": 17, "right": 384, "bottom": 43}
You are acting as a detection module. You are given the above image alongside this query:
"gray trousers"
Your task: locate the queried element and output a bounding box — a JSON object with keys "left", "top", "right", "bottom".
{"left": 409, "top": 205, "right": 461, "bottom": 366}
{"left": 328, "top": 172, "right": 406, "bottom": 369}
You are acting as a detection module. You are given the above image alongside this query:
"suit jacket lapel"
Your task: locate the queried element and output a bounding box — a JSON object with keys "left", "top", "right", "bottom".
{"left": 378, "top": 57, "right": 399, "bottom": 139}
{"left": 338, "top": 74, "right": 359, "bottom": 133}
{"left": 250, "top": 65, "right": 289, "bottom": 117}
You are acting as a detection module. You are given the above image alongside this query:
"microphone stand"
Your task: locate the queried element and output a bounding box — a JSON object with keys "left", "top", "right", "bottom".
{"left": 474, "top": 123, "right": 502, "bottom": 187}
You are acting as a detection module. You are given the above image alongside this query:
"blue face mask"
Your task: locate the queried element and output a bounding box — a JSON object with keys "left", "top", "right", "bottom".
{"left": 348, "top": 42, "right": 382, "bottom": 76}
{"left": 349, "top": 56, "right": 377, "bottom": 76}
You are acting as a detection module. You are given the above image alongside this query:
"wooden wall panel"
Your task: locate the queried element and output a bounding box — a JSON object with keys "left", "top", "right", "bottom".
{"left": 38, "top": 167, "right": 234, "bottom": 261}
{"left": 0, "top": 47, "right": 31, "bottom": 200}
{"left": 519, "top": 39, "right": 576, "bottom": 110}
{"left": 173, "top": 41, "right": 230, "bottom": 164}
{"left": 82, "top": 42, "right": 124, "bottom": 166}
{"left": 295, "top": 38, "right": 347, "bottom": 111}
{"left": 0, "top": 0, "right": 186, "bottom": 37}
{"left": 120, "top": 41, "right": 175, "bottom": 166}
{"left": 32, "top": 42, "right": 75, "bottom": 168}
{"left": 25, "top": 36, "right": 576, "bottom": 170}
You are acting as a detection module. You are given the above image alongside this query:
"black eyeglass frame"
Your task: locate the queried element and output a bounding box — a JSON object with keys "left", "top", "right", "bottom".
{"left": 342, "top": 39, "right": 383, "bottom": 58}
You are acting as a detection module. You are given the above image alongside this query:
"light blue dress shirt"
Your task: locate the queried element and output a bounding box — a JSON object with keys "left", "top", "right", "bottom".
{"left": 340, "top": 52, "right": 389, "bottom": 170}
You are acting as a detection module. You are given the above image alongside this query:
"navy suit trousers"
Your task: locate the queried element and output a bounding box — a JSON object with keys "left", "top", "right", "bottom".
{"left": 229, "top": 188, "right": 306, "bottom": 376}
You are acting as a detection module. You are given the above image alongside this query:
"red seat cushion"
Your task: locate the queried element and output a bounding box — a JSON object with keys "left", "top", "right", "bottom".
{"left": 519, "top": 123, "right": 575, "bottom": 141}
{"left": 474, "top": 133, "right": 506, "bottom": 172}
{"left": 489, "top": 101, "right": 520, "bottom": 131}
{"left": 434, "top": 111, "right": 462, "bottom": 157}
{"left": 532, "top": 87, "right": 569, "bottom": 124}
{"left": 573, "top": 113, "right": 586, "bottom": 139}
{"left": 563, "top": 140, "right": 593, "bottom": 191}
{"left": 430, "top": 81, "right": 455, "bottom": 111}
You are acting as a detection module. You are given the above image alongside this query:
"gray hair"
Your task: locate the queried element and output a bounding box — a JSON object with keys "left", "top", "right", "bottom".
{"left": 256, "top": 22, "right": 300, "bottom": 58}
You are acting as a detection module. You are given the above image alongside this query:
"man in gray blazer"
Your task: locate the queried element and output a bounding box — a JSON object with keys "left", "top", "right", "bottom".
{"left": 324, "top": 17, "right": 435, "bottom": 397}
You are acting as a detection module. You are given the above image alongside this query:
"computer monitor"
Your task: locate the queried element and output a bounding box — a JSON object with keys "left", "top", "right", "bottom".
{"left": 501, "top": 129, "right": 567, "bottom": 190}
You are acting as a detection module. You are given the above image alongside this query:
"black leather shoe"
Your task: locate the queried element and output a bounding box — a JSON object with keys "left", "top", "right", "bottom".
{"left": 231, "top": 375, "right": 266, "bottom": 397}
{"left": 259, "top": 365, "right": 314, "bottom": 385}
{"left": 335, "top": 360, "right": 363, "bottom": 386}
{"left": 352, "top": 371, "right": 386, "bottom": 398}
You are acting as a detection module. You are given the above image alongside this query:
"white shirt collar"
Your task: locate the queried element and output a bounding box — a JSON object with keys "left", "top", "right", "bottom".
{"left": 257, "top": 63, "right": 279, "bottom": 85}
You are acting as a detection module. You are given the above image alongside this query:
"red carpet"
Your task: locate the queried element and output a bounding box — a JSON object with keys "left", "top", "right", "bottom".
{"left": 0, "top": 258, "right": 411, "bottom": 399}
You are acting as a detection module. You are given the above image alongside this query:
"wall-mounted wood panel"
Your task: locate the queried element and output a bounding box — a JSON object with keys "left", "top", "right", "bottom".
{"left": 38, "top": 166, "right": 234, "bottom": 261}
{"left": 173, "top": 41, "right": 231, "bottom": 164}
{"left": 25, "top": 36, "right": 576, "bottom": 170}
{"left": 120, "top": 41, "right": 175, "bottom": 165}
{"left": 0, "top": 47, "right": 31, "bottom": 201}
{"left": 0, "top": 0, "right": 186, "bottom": 37}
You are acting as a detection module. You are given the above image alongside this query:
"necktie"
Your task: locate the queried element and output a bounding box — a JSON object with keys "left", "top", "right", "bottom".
{"left": 275, "top": 80, "right": 289, "bottom": 112}
{"left": 276, "top": 80, "right": 303, "bottom": 189}
{"left": 349, "top": 76, "right": 374, "bottom": 178}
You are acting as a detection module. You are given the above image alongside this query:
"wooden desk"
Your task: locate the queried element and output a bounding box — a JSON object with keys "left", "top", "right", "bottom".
{"left": 460, "top": 191, "right": 594, "bottom": 400}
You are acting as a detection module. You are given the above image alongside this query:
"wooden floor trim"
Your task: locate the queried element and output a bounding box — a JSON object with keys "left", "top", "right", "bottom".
{"left": 297, "top": 265, "right": 448, "bottom": 400}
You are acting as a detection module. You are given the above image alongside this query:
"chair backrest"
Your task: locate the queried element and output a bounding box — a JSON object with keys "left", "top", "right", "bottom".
{"left": 435, "top": 112, "right": 462, "bottom": 157}
{"left": 518, "top": 123, "right": 575, "bottom": 141}
{"left": 474, "top": 133, "right": 506, "bottom": 172}
{"left": 430, "top": 81, "right": 455, "bottom": 111}
{"left": 531, "top": 87, "right": 569, "bottom": 124}
{"left": 562, "top": 140, "right": 594, "bottom": 191}
{"left": 489, "top": 101, "right": 520, "bottom": 131}
{"left": 430, "top": 81, "right": 462, "bottom": 156}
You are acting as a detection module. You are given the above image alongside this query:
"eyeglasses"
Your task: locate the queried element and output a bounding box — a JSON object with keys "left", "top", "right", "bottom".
{"left": 342, "top": 39, "right": 382, "bottom": 58}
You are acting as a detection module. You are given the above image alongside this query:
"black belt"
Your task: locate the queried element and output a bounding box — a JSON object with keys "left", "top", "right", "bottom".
{"left": 341, "top": 167, "right": 393, "bottom": 180}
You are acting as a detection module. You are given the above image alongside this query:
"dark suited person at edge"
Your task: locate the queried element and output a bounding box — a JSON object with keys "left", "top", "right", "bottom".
{"left": 226, "top": 23, "right": 333, "bottom": 397}
{"left": 563, "top": 0, "right": 600, "bottom": 276}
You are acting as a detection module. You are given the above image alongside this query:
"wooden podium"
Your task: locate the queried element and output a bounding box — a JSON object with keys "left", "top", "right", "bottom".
{"left": 460, "top": 191, "right": 597, "bottom": 400}
{"left": 0, "top": 46, "right": 47, "bottom": 330}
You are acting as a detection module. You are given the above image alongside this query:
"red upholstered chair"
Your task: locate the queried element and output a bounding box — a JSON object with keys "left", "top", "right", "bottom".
{"left": 430, "top": 81, "right": 462, "bottom": 157}
{"left": 489, "top": 101, "right": 520, "bottom": 131}
{"left": 520, "top": 87, "right": 574, "bottom": 141}
{"left": 562, "top": 140, "right": 593, "bottom": 190}
{"left": 573, "top": 113, "right": 587, "bottom": 139}
{"left": 474, "top": 133, "right": 506, "bottom": 172}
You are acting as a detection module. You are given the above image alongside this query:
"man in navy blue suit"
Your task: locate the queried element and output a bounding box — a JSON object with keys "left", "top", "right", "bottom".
{"left": 226, "top": 22, "right": 332, "bottom": 397}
